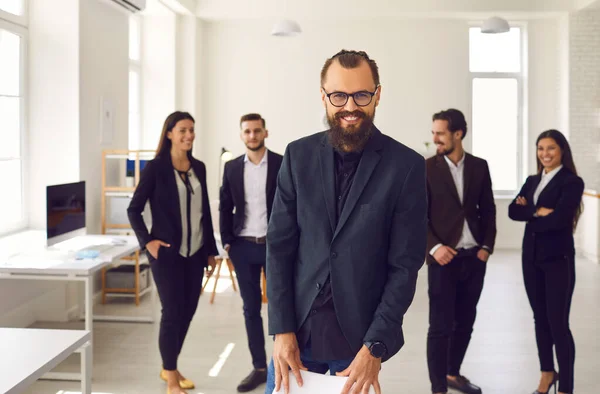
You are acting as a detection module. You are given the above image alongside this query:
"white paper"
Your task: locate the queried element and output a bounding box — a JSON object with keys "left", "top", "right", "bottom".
{"left": 272, "top": 370, "right": 376, "bottom": 394}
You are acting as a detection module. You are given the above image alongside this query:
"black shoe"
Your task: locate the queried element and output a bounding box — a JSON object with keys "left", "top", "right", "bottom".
{"left": 447, "top": 375, "right": 482, "bottom": 394}
{"left": 237, "top": 369, "right": 267, "bottom": 392}
{"left": 532, "top": 371, "right": 558, "bottom": 394}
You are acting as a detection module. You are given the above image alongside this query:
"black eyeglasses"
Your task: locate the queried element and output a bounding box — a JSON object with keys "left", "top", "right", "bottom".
{"left": 322, "top": 86, "right": 379, "bottom": 107}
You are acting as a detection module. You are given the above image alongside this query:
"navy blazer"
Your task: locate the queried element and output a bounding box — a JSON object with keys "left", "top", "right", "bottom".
{"left": 508, "top": 167, "right": 584, "bottom": 262}
{"left": 219, "top": 150, "right": 283, "bottom": 246}
{"left": 127, "top": 154, "right": 219, "bottom": 261}
{"left": 266, "top": 128, "right": 427, "bottom": 362}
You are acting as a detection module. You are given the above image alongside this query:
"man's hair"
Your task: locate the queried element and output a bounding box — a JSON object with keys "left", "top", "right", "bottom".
{"left": 240, "top": 113, "right": 266, "bottom": 129}
{"left": 432, "top": 109, "right": 468, "bottom": 139}
{"left": 320, "top": 50, "right": 380, "bottom": 88}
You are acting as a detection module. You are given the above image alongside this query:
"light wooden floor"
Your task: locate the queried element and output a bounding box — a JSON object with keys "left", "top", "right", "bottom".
{"left": 23, "top": 250, "right": 600, "bottom": 394}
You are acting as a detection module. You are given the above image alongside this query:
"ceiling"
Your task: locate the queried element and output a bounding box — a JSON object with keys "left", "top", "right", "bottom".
{"left": 192, "top": 0, "right": 599, "bottom": 20}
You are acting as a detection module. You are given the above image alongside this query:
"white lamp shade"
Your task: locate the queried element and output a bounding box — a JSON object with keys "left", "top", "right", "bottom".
{"left": 271, "top": 19, "right": 302, "bottom": 37}
{"left": 481, "top": 16, "right": 510, "bottom": 34}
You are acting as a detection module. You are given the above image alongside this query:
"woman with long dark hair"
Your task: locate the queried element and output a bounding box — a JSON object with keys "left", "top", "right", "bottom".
{"left": 509, "top": 129, "right": 584, "bottom": 394}
{"left": 128, "top": 111, "right": 218, "bottom": 394}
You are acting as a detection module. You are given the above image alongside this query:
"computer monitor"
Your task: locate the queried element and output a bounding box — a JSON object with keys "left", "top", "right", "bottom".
{"left": 46, "top": 181, "right": 86, "bottom": 246}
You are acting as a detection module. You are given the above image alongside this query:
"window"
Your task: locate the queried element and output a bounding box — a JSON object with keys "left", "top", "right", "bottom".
{"left": 0, "top": 8, "right": 27, "bottom": 235}
{"left": 129, "top": 16, "right": 142, "bottom": 151}
{"left": 469, "top": 27, "right": 524, "bottom": 195}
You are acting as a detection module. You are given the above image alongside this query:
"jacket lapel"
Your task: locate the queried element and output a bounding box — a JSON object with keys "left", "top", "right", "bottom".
{"left": 319, "top": 136, "right": 337, "bottom": 234}
{"left": 436, "top": 155, "right": 461, "bottom": 206}
{"left": 161, "top": 154, "right": 182, "bottom": 242}
{"left": 462, "top": 154, "right": 474, "bottom": 204}
{"left": 266, "top": 150, "right": 277, "bottom": 197}
{"left": 535, "top": 167, "right": 566, "bottom": 205}
{"left": 333, "top": 129, "right": 383, "bottom": 239}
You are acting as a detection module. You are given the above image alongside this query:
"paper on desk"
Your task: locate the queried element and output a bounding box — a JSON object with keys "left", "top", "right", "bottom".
{"left": 272, "top": 370, "right": 376, "bottom": 394}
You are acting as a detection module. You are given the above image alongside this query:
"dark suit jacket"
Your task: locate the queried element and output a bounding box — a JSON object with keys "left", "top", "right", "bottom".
{"left": 508, "top": 167, "right": 584, "bottom": 262}
{"left": 219, "top": 150, "right": 283, "bottom": 246}
{"left": 266, "top": 128, "right": 427, "bottom": 362}
{"left": 426, "top": 153, "right": 497, "bottom": 264}
{"left": 127, "top": 154, "right": 219, "bottom": 260}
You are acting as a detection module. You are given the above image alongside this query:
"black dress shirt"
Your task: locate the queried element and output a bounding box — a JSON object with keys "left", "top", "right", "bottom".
{"left": 296, "top": 149, "right": 362, "bottom": 361}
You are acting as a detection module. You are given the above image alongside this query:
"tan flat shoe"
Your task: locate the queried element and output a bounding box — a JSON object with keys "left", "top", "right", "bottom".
{"left": 160, "top": 369, "right": 195, "bottom": 390}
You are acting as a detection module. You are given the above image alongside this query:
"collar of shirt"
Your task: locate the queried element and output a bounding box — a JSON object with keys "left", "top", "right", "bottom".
{"left": 244, "top": 149, "right": 269, "bottom": 166}
{"left": 443, "top": 152, "right": 466, "bottom": 170}
{"left": 541, "top": 164, "right": 563, "bottom": 181}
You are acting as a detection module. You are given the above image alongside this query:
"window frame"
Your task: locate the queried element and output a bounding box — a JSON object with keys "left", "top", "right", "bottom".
{"left": 468, "top": 22, "right": 527, "bottom": 197}
{"left": 0, "top": 0, "right": 27, "bottom": 28}
{"left": 0, "top": 16, "right": 28, "bottom": 235}
{"left": 129, "top": 15, "right": 142, "bottom": 152}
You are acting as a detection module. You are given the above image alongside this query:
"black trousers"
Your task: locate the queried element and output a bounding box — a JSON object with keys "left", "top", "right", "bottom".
{"left": 523, "top": 254, "right": 576, "bottom": 393}
{"left": 427, "top": 249, "right": 487, "bottom": 393}
{"left": 228, "top": 238, "right": 267, "bottom": 369}
{"left": 149, "top": 247, "right": 206, "bottom": 371}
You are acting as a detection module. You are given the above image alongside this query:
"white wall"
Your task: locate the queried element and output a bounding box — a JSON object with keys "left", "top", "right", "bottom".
{"left": 198, "top": 18, "right": 471, "bottom": 198}
{"left": 79, "top": 0, "right": 129, "bottom": 235}
{"left": 197, "top": 18, "right": 565, "bottom": 250}
{"left": 141, "top": 0, "right": 176, "bottom": 150}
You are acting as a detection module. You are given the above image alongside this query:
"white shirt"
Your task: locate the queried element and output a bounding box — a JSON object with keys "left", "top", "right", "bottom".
{"left": 430, "top": 153, "right": 479, "bottom": 255}
{"left": 239, "top": 151, "right": 269, "bottom": 238}
{"left": 533, "top": 165, "right": 563, "bottom": 205}
{"left": 174, "top": 168, "right": 204, "bottom": 257}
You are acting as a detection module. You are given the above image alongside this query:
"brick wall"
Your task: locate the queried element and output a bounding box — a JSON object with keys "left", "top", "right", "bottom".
{"left": 569, "top": 9, "right": 600, "bottom": 192}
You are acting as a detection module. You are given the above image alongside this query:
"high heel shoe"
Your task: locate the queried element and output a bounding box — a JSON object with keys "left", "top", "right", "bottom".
{"left": 532, "top": 371, "right": 558, "bottom": 394}
{"left": 160, "top": 369, "right": 195, "bottom": 390}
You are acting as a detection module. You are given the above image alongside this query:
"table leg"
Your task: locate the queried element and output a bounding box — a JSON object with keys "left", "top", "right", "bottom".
{"left": 81, "top": 341, "right": 92, "bottom": 394}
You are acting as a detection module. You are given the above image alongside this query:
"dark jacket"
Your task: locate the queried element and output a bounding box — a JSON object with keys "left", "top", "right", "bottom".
{"left": 266, "top": 128, "right": 427, "bottom": 362}
{"left": 127, "top": 154, "right": 219, "bottom": 260}
{"left": 219, "top": 150, "right": 283, "bottom": 246}
{"left": 425, "top": 153, "right": 497, "bottom": 264}
{"left": 508, "top": 167, "right": 584, "bottom": 262}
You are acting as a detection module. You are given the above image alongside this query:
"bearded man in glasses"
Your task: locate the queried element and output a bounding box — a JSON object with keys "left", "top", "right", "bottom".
{"left": 265, "top": 49, "right": 428, "bottom": 394}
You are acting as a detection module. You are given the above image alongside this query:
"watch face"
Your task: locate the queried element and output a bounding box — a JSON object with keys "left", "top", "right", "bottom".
{"left": 370, "top": 342, "right": 386, "bottom": 358}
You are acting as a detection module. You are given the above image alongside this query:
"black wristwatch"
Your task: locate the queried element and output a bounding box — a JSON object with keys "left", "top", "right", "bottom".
{"left": 365, "top": 341, "right": 387, "bottom": 358}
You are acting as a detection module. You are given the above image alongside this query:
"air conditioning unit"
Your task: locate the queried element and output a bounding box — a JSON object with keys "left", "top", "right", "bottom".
{"left": 106, "top": 0, "right": 147, "bottom": 13}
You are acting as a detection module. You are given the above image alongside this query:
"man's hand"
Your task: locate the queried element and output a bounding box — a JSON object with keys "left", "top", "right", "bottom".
{"left": 273, "top": 332, "right": 307, "bottom": 394}
{"left": 476, "top": 248, "right": 490, "bottom": 262}
{"left": 224, "top": 244, "right": 230, "bottom": 253}
{"left": 336, "top": 345, "right": 382, "bottom": 394}
{"left": 432, "top": 245, "right": 457, "bottom": 266}
{"left": 206, "top": 255, "right": 217, "bottom": 277}
{"left": 536, "top": 207, "right": 554, "bottom": 217}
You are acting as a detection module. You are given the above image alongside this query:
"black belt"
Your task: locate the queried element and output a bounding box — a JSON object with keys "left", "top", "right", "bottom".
{"left": 241, "top": 236, "right": 266, "bottom": 244}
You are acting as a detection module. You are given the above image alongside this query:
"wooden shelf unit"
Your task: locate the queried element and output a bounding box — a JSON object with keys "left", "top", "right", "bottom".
{"left": 100, "top": 149, "right": 155, "bottom": 306}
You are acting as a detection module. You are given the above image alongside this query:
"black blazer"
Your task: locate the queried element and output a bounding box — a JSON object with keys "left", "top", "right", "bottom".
{"left": 508, "top": 167, "right": 584, "bottom": 262}
{"left": 426, "top": 154, "right": 497, "bottom": 264}
{"left": 127, "top": 154, "right": 219, "bottom": 261}
{"left": 266, "top": 128, "right": 427, "bottom": 362}
{"left": 219, "top": 150, "right": 283, "bottom": 246}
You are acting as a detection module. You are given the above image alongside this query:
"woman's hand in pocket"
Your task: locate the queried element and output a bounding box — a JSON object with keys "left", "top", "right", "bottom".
{"left": 146, "top": 240, "right": 170, "bottom": 259}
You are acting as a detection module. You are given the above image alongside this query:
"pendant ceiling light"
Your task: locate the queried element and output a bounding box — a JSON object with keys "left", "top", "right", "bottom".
{"left": 270, "top": 0, "right": 301, "bottom": 37}
{"left": 271, "top": 19, "right": 302, "bottom": 37}
{"left": 481, "top": 16, "right": 510, "bottom": 34}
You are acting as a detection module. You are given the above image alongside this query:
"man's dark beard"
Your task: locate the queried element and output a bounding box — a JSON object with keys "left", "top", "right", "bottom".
{"left": 436, "top": 143, "right": 454, "bottom": 157}
{"left": 245, "top": 140, "right": 265, "bottom": 152}
{"left": 327, "top": 110, "right": 375, "bottom": 152}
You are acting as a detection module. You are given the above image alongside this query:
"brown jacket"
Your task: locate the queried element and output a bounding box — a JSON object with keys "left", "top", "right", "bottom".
{"left": 426, "top": 153, "right": 497, "bottom": 264}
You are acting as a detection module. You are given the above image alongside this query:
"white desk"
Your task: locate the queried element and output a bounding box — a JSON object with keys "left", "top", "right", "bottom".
{"left": 0, "top": 232, "right": 153, "bottom": 382}
{"left": 0, "top": 328, "right": 91, "bottom": 394}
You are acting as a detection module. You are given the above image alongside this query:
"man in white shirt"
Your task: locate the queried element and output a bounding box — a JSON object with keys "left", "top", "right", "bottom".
{"left": 425, "top": 109, "right": 497, "bottom": 394}
{"left": 219, "top": 113, "right": 283, "bottom": 392}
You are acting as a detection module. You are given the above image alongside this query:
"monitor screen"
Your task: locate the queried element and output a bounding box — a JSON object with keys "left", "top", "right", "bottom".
{"left": 46, "top": 181, "right": 86, "bottom": 244}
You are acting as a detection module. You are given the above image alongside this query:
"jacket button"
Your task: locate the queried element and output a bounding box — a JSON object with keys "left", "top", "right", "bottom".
{"left": 311, "top": 309, "right": 317, "bottom": 315}
{"left": 316, "top": 283, "right": 321, "bottom": 289}
{"left": 332, "top": 252, "right": 337, "bottom": 259}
